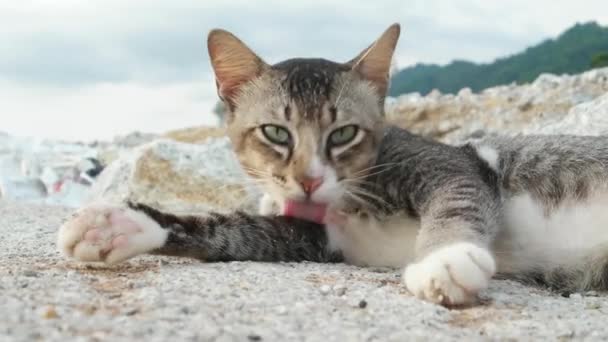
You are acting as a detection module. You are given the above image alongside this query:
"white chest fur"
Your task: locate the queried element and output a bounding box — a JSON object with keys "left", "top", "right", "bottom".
{"left": 325, "top": 213, "right": 420, "bottom": 267}
{"left": 325, "top": 190, "right": 608, "bottom": 272}
{"left": 496, "top": 191, "right": 608, "bottom": 273}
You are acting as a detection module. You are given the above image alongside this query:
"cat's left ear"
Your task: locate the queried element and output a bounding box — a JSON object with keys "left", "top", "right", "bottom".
{"left": 348, "top": 23, "right": 401, "bottom": 96}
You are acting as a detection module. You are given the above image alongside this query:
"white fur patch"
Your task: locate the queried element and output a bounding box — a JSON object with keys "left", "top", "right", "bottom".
{"left": 311, "top": 167, "right": 341, "bottom": 203}
{"left": 308, "top": 156, "right": 325, "bottom": 178}
{"left": 496, "top": 191, "right": 608, "bottom": 273}
{"left": 326, "top": 213, "right": 419, "bottom": 267}
{"left": 475, "top": 145, "right": 499, "bottom": 171}
{"left": 57, "top": 204, "right": 168, "bottom": 264}
{"left": 258, "top": 193, "right": 277, "bottom": 215}
{"left": 403, "top": 242, "right": 496, "bottom": 305}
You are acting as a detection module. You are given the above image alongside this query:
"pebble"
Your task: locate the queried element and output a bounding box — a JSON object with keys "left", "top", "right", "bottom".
{"left": 276, "top": 306, "right": 288, "bottom": 315}
{"left": 82, "top": 305, "right": 97, "bottom": 316}
{"left": 557, "top": 330, "right": 575, "bottom": 339}
{"left": 319, "top": 285, "right": 331, "bottom": 295}
{"left": 128, "top": 281, "right": 146, "bottom": 289}
{"left": 22, "top": 270, "right": 40, "bottom": 277}
{"left": 41, "top": 306, "right": 58, "bottom": 319}
{"left": 358, "top": 300, "right": 368, "bottom": 309}
{"left": 333, "top": 285, "right": 347, "bottom": 296}
{"left": 125, "top": 308, "right": 140, "bottom": 316}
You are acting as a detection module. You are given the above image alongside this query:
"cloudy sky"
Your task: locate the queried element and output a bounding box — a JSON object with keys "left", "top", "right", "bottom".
{"left": 1, "top": 0, "right": 607, "bottom": 141}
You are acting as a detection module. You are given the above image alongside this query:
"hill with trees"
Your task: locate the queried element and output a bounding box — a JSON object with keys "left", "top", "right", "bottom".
{"left": 389, "top": 22, "right": 608, "bottom": 96}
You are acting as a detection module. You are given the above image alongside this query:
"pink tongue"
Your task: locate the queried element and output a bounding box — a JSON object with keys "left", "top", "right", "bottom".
{"left": 283, "top": 200, "right": 328, "bottom": 225}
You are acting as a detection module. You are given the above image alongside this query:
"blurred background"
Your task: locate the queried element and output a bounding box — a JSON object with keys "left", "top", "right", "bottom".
{"left": 1, "top": 0, "right": 608, "bottom": 206}
{"left": 1, "top": 0, "right": 607, "bottom": 140}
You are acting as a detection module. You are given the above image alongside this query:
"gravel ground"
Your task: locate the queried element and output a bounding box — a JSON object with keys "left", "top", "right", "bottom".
{"left": 1, "top": 200, "right": 608, "bottom": 341}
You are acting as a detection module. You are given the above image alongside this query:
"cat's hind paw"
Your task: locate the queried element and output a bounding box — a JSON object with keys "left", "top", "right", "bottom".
{"left": 57, "top": 204, "right": 167, "bottom": 264}
{"left": 403, "top": 242, "right": 495, "bottom": 306}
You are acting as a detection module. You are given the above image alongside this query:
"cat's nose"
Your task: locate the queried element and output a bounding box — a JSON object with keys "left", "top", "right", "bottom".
{"left": 299, "top": 177, "right": 324, "bottom": 196}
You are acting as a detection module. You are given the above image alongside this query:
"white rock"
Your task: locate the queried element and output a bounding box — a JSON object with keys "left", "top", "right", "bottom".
{"left": 527, "top": 93, "right": 608, "bottom": 135}
{"left": 0, "top": 178, "right": 47, "bottom": 200}
{"left": 88, "top": 137, "right": 259, "bottom": 214}
{"left": 319, "top": 285, "right": 331, "bottom": 295}
{"left": 533, "top": 73, "right": 563, "bottom": 89}
{"left": 581, "top": 67, "right": 608, "bottom": 83}
{"left": 112, "top": 131, "right": 159, "bottom": 149}
{"left": 427, "top": 89, "right": 442, "bottom": 100}
{"left": 387, "top": 67, "right": 608, "bottom": 143}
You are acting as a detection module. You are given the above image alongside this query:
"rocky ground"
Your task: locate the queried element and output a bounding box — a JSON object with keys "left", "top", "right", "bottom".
{"left": 2, "top": 200, "right": 608, "bottom": 341}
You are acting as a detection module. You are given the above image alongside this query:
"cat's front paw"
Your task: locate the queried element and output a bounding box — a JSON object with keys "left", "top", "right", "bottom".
{"left": 57, "top": 204, "right": 167, "bottom": 264}
{"left": 403, "top": 242, "right": 495, "bottom": 306}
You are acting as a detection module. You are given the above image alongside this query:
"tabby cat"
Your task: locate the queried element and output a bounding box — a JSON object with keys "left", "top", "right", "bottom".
{"left": 58, "top": 23, "right": 608, "bottom": 306}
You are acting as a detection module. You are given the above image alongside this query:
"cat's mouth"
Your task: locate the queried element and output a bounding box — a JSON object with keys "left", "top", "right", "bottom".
{"left": 283, "top": 200, "right": 328, "bottom": 225}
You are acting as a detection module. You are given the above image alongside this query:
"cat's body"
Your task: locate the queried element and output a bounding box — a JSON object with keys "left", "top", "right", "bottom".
{"left": 57, "top": 24, "right": 608, "bottom": 306}
{"left": 323, "top": 129, "right": 608, "bottom": 291}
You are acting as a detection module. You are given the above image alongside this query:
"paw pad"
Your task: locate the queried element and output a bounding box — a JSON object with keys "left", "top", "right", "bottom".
{"left": 57, "top": 204, "right": 167, "bottom": 264}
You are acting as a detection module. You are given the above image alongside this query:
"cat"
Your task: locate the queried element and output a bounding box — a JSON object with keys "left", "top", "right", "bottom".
{"left": 57, "top": 23, "right": 608, "bottom": 306}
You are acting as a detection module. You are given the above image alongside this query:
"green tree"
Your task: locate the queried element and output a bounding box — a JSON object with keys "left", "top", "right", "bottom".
{"left": 591, "top": 52, "right": 608, "bottom": 68}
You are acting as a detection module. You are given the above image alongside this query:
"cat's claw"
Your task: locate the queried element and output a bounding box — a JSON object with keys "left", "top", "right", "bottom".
{"left": 403, "top": 242, "right": 496, "bottom": 306}
{"left": 57, "top": 204, "right": 167, "bottom": 264}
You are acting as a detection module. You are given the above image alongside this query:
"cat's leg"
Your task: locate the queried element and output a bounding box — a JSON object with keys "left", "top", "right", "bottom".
{"left": 402, "top": 185, "right": 499, "bottom": 305}
{"left": 58, "top": 202, "right": 340, "bottom": 264}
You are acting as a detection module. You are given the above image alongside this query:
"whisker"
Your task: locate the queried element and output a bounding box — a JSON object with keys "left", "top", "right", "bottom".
{"left": 352, "top": 162, "right": 399, "bottom": 176}
{"left": 346, "top": 185, "right": 391, "bottom": 208}
{"left": 340, "top": 179, "right": 377, "bottom": 189}
{"left": 344, "top": 189, "right": 368, "bottom": 207}
{"left": 348, "top": 168, "right": 397, "bottom": 181}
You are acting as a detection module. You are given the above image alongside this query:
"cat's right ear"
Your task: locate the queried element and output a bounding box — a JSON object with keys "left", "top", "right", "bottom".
{"left": 348, "top": 23, "right": 401, "bottom": 97}
{"left": 207, "top": 29, "right": 266, "bottom": 109}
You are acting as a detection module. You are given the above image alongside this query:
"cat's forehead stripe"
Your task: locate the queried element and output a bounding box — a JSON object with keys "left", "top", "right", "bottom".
{"left": 273, "top": 58, "right": 349, "bottom": 120}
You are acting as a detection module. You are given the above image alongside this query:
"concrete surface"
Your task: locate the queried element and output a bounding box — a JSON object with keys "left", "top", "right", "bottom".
{"left": 1, "top": 200, "right": 607, "bottom": 341}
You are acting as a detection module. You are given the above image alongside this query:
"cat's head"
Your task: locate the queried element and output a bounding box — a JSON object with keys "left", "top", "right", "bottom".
{"left": 207, "top": 24, "right": 400, "bottom": 222}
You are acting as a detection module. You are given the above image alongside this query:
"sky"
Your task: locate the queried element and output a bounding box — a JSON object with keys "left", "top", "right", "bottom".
{"left": 1, "top": 0, "right": 607, "bottom": 141}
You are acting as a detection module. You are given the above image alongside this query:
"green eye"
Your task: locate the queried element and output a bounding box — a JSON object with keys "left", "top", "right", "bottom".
{"left": 329, "top": 125, "right": 358, "bottom": 146}
{"left": 261, "top": 125, "right": 291, "bottom": 145}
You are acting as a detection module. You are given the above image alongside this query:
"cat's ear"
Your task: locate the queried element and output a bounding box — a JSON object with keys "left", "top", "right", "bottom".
{"left": 348, "top": 23, "right": 400, "bottom": 96}
{"left": 207, "top": 29, "right": 266, "bottom": 108}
